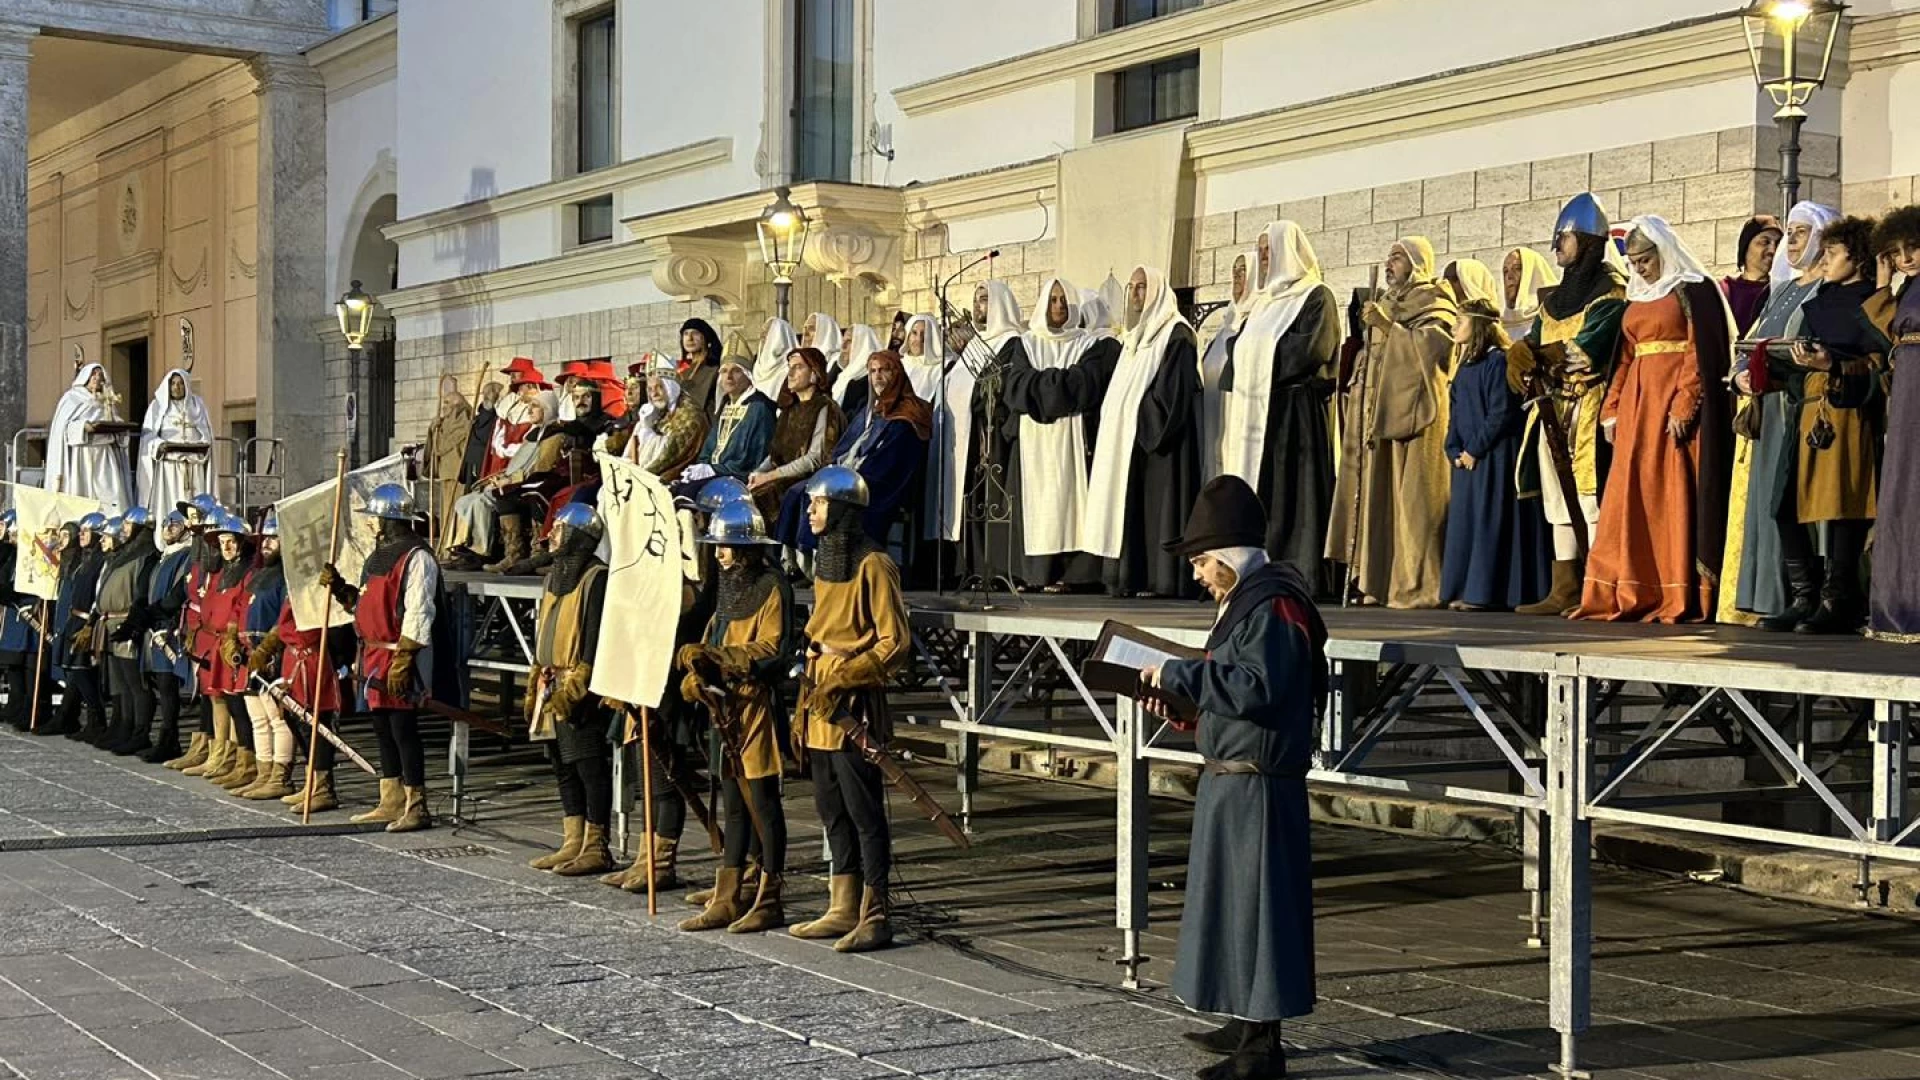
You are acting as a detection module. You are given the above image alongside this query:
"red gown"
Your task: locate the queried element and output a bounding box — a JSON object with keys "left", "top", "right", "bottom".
{"left": 274, "top": 598, "right": 343, "bottom": 715}
{"left": 1576, "top": 291, "right": 1712, "bottom": 623}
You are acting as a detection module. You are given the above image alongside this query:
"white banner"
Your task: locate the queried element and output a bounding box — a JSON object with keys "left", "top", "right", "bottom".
{"left": 589, "top": 453, "right": 684, "bottom": 709}
{"left": 280, "top": 454, "right": 410, "bottom": 631}
{"left": 11, "top": 486, "right": 103, "bottom": 601}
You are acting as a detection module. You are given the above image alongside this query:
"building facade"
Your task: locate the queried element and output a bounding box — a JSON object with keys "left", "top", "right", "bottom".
{"left": 12, "top": 0, "right": 1920, "bottom": 489}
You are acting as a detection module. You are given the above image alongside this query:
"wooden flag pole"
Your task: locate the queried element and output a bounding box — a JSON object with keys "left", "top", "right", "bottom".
{"left": 638, "top": 705, "right": 657, "bottom": 916}
{"left": 27, "top": 600, "right": 48, "bottom": 732}
{"left": 302, "top": 449, "right": 350, "bottom": 824}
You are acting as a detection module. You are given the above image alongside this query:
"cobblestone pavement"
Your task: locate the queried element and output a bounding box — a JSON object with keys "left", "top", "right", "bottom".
{"left": 1, "top": 727, "right": 1919, "bottom": 1079}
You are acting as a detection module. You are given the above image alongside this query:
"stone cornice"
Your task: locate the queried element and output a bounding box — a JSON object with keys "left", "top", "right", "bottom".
{"left": 891, "top": 0, "right": 1369, "bottom": 116}
{"left": 380, "top": 242, "right": 656, "bottom": 317}
{"left": 248, "top": 54, "right": 327, "bottom": 96}
{"left": 6, "top": 0, "right": 329, "bottom": 57}
{"left": 0, "top": 22, "right": 37, "bottom": 63}
{"left": 1186, "top": 14, "right": 1750, "bottom": 174}
{"left": 622, "top": 189, "right": 779, "bottom": 242}
{"left": 903, "top": 159, "right": 1057, "bottom": 228}
{"left": 28, "top": 61, "right": 258, "bottom": 185}
{"left": 303, "top": 9, "right": 396, "bottom": 66}
{"left": 307, "top": 11, "right": 396, "bottom": 98}
{"left": 384, "top": 138, "right": 734, "bottom": 244}
{"left": 1847, "top": 10, "right": 1920, "bottom": 73}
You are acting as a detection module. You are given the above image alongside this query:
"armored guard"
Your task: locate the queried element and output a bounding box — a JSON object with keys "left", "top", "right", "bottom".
{"left": 144, "top": 509, "right": 198, "bottom": 764}
{"left": 99, "top": 508, "right": 158, "bottom": 755}
{"left": 525, "top": 502, "right": 615, "bottom": 876}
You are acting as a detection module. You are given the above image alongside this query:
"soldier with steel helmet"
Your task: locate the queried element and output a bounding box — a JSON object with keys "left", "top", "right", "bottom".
{"left": 227, "top": 510, "right": 296, "bottom": 800}
{"left": 673, "top": 494, "right": 794, "bottom": 934}
{"left": 98, "top": 507, "right": 159, "bottom": 755}
{"left": 788, "top": 464, "right": 910, "bottom": 952}
{"left": 1506, "top": 192, "right": 1630, "bottom": 617}
{"left": 169, "top": 492, "right": 225, "bottom": 769}
{"left": 144, "top": 508, "right": 200, "bottom": 765}
{"left": 44, "top": 511, "right": 108, "bottom": 741}
{"left": 322, "top": 482, "right": 440, "bottom": 832}
{"left": 188, "top": 513, "right": 260, "bottom": 792}
{"left": 523, "top": 501, "right": 616, "bottom": 876}
{"left": 248, "top": 506, "right": 357, "bottom": 815}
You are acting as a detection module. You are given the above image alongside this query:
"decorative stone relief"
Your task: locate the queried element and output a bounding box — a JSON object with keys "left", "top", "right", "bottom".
{"left": 803, "top": 223, "right": 902, "bottom": 307}
{"left": 647, "top": 238, "right": 749, "bottom": 327}
{"left": 116, "top": 178, "right": 142, "bottom": 257}
{"left": 168, "top": 251, "right": 209, "bottom": 296}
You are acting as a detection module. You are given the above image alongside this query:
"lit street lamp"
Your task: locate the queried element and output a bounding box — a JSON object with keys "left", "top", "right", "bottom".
{"left": 335, "top": 279, "right": 374, "bottom": 468}
{"left": 1741, "top": 0, "right": 1845, "bottom": 213}
{"left": 756, "top": 188, "right": 810, "bottom": 323}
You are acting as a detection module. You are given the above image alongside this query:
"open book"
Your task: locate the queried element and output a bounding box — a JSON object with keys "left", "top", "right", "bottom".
{"left": 1080, "top": 619, "right": 1206, "bottom": 722}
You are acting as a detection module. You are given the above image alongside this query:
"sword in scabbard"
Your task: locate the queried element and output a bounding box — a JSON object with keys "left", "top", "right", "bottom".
{"left": 698, "top": 686, "right": 770, "bottom": 858}
{"left": 248, "top": 672, "right": 377, "bottom": 775}
{"left": 828, "top": 697, "right": 971, "bottom": 850}
{"left": 642, "top": 707, "right": 721, "bottom": 853}
{"left": 1525, "top": 365, "right": 1591, "bottom": 561}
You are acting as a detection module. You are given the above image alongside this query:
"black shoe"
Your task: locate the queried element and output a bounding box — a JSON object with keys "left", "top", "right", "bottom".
{"left": 1195, "top": 1020, "right": 1286, "bottom": 1080}
{"left": 112, "top": 737, "right": 151, "bottom": 757}
{"left": 139, "top": 741, "right": 181, "bottom": 765}
{"left": 1182, "top": 1018, "right": 1246, "bottom": 1056}
{"left": 1761, "top": 559, "right": 1820, "bottom": 632}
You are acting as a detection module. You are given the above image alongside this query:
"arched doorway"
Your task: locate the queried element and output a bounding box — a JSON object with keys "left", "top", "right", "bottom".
{"left": 342, "top": 192, "right": 398, "bottom": 461}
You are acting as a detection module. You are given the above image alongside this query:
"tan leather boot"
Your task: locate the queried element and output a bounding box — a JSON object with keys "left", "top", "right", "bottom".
{"left": 483, "top": 517, "right": 528, "bottom": 573}
{"left": 164, "top": 732, "right": 207, "bottom": 771}
{"left": 184, "top": 735, "right": 229, "bottom": 778}
{"left": 531, "top": 816, "right": 585, "bottom": 871}
{"left": 687, "top": 860, "right": 759, "bottom": 908}
{"left": 242, "top": 762, "right": 294, "bottom": 800}
{"left": 833, "top": 883, "right": 893, "bottom": 953}
{"left": 789, "top": 874, "right": 861, "bottom": 939}
{"left": 218, "top": 749, "right": 259, "bottom": 791}
{"left": 622, "top": 836, "right": 679, "bottom": 892}
{"left": 728, "top": 873, "right": 785, "bottom": 934}
{"left": 1517, "top": 559, "right": 1582, "bottom": 616}
{"left": 282, "top": 767, "right": 316, "bottom": 804}
{"left": 678, "top": 867, "right": 744, "bottom": 932}
{"left": 351, "top": 777, "right": 405, "bottom": 824}
{"left": 386, "top": 785, "right": 431, "bottom": 832}
{"left": 287, "top": 770, "right": 337, "bottom": 813}
{"left": 554, "top": 824, "right": 611, "bottom": 876}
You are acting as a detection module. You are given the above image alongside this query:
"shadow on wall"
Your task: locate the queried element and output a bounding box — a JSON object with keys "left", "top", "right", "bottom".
{"left": 431, "top": 165, "right": 499, "bottom": 391}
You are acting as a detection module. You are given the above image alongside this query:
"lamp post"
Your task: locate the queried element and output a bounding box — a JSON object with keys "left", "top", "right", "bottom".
{"left": 1741, "top": 0, "right": 1845, "bottom": 214}
{"left": 335, "top": 279, "right": 374, "bottom": 468}
{"left": 756, "top": 187, "right": 810, "bottom": 323}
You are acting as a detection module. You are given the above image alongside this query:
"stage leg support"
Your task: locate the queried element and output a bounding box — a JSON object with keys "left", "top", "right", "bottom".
{"left": 1864, "top": 699, "right": 1909, "bottom": 908}
{"left": 1115, "top": 696, "right": 1149, "bottom": 989}
{"left": 1548, "top": 666, "right": 1592, "bottom": 1080}
{"left": 448, "top": 718, "right": 471, "bottom": 826}
{"left": 961, "top": 630, "right": 990, "bottom": 833}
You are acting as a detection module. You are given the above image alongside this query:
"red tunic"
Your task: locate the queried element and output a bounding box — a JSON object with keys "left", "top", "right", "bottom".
{"left": 355, "top": 550, "right": 424, "bottom": 710}
{"left": 275, "top": 598, "right": 343, "bottom": 715}
{"left": 199, "top": 567, "right": 252, "bottom": 695}
{"left": 481, "top": 415, "right": 533, "bottom": 478}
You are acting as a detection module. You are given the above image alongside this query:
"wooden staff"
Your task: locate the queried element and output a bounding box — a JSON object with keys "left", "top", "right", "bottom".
{"left": 1342, "top": 264, "right": 1381, "bottom": 608}
{"left": 27, "top": 600, "right": 48, "bottom": 732}
{"left": 637, "top": 704, "right": 657, "bottom": 916}
{"left": 302, "top": 449, "right": 349, "bottom": 824}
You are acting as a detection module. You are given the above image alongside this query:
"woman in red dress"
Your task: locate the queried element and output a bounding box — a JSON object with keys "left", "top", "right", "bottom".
{"left": 1576, "top": 216, "right": 1735, "bottom": 623}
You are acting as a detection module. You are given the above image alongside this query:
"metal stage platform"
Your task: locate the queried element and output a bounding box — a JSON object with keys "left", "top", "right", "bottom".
{"left": 447, "top": 573, "right": 1920, "bottom": 1079}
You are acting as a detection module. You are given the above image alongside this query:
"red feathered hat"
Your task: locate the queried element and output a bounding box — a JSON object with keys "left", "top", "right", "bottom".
{"left": 500, "top": 357, "right": 544, "bottom": 386}
{"left": 558, "top": 358, "right": 593, "bottom": 381}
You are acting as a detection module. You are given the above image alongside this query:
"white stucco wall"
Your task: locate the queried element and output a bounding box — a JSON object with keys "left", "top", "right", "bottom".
{"left": 874, "top": 0, "right": 1079, "bottom": 185}
{"left": 394, "top": 275, "right": 672, "bottom": 343}
{"left": 1842, "top": 58, "right": 1920, "bottom": 182}
{"left": 1200, "top": 76, "right": 1768, "bottom": 215}
{"left": 1220, "top": 0, "right": 1735, "bottom": 121}
{"left": 620, "top": 0, "right": 764, "bottom": 198}
{"left": 396, "top": 0, "right": 553, "bottom": 219}
{"left": 323, "top": 65, "right": 396, "bottom": 298}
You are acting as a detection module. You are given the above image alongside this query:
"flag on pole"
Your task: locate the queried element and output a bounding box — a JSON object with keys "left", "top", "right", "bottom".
{"left": 589, "top": 453, "right": 684, "bottom": 709}
{"left": 280, "top": 454, "right": 410, "bottom": 631}
{"left": 12, "top": 486, "right": 102, "bottom": 600}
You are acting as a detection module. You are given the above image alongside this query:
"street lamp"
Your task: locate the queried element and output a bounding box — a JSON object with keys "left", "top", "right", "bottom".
{"left": 335, "top": 279, "right": 374, "bottom": 467}
{"left": 756, "top": 188, "right": 810, "bottom": 323}
{"left": 1741, "top": 0, "right": 1845, "bottom": 213}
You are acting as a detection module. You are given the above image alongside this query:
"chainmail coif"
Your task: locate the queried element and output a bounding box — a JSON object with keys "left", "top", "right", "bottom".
{"left": 364, "top": 520, "right": 427, "bottom": 579}
{"left": 814, "top": 502, "right": 878, "bottom": 584}
{"left": 545, "top": 523, "right": 602, "bottom": 596}
{"left": 1542, "top": 233, "right": 1625, "bottom": 321}
{"left": 716, "top": 551, "right": 778, "bottom": 620}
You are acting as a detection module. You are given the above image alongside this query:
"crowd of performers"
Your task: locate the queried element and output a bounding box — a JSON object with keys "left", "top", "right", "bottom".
{"left": 423, "top": 191, "right": 1920, "bottom": 636}
{"left": 0, "top": 489, "right": 445, "bottom": 831}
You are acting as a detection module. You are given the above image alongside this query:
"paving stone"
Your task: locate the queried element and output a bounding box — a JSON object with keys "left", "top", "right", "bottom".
{"left": 225, "top": 1024, "right": 376, "bottom": 1068}
{"left": 169, "top": 993, "right": 310, "bottom": 1035}
{"left": 358, "top": 1033, "right": 519, "bottom": 1078}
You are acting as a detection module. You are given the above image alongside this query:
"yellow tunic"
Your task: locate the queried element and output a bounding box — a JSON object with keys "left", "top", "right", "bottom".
{"left": 705, "top": 585, "right": 787, "bottom": 781}
{"left": 799, "top": 551, "right": 910, "bottom": 752}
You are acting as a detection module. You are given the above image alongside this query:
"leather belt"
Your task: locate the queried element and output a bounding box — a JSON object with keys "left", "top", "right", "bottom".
{"left": 1203, "top": 759, "right": 1264, "bottom": 777}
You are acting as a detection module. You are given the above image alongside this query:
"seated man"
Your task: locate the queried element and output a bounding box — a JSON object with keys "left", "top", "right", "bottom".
{"left": 444, "top": 389, "right": 558, "bottom": 571}
{"left": 675, "top": 357, "right": 776, "bottom": 496}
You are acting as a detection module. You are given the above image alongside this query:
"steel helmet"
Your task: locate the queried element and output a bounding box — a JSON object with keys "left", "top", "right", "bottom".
{"left": 103, "top": 516, "right": 124, "bottom": 536}
{"left": 123, "top": 506, "right": 152, "bottom": 528}
{"left": 803, "top": 465, "right": 869, "bottom": 508}
{"left": 698, "top": 498, "right": 776, "bottom": 546}
{"left": 79, "top": 512, "right": 106, "bottom": 532}
{"left": 179, "top": 493, "right": 220, "bottom": 527}
{"left": 257, "top": 509, "right": 279, "bottom": 537}
{"left": 163, "top": 509, "right": 187, "bottom": 530}
{"left": 0, "top": 509, "right": 15, "bottom": 530}
{"left": 551, "top": 501, "right": 602, "bottom": 537}
{"left": 213, "top": 513, "right": 249, "bottom": 538}
{"left": 1554, "top": 192, "right": 1611, "bottom": 241}
{"left": 694, "top": 476, "right": 750, "bottom": 512}
{"left": 360, "top": 483, "right": 416, "bottom": 521}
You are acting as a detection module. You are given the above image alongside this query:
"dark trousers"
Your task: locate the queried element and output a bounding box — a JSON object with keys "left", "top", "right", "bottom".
{"left": 61, "top": 667, "right": 105, "bottom": 731}
{"left": 810, "top": 750, "right": 890, "bottom": 886}
{"left": 226, "top": 695, "right": 253, "bottom": 751}
{"left": 0, "top": 657, "right": 24, "bottom": 729}
{"left": 549, "top": 744, "right": 613, "bottom": 827}
{"left": 109, "top": 655, "right": 153, "bottom": 744}
{"left": 148, "top": 673, "right": 183, "bottom": 750}
{"left": 198, "top": 694, "right": 214, "bottom": 735}
{"left": 370, "top": 709, "right": 426, "bottom": 786}
{"left": 644, "top": 741, "right": 690, "bottom": 841}
{"left": 721, "top": 774, "right": 783, "bottom": 874}
{"left": 309, "top": 710, "right": 339, "bottom": 771}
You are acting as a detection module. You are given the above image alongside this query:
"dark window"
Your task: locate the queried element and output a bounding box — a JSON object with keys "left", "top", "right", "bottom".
{"left": 794, "top": 0, "right": 854, "bottom": 182}
{"left": 366, "top": 336, "right": 395, "bottom": 463}
{"left": 576, "top": 10, "right": 615, "bottom": 174}
{"left": 575, "top": 194, "right": 613, "bottom": 245}
{"left": 1109, "top": 52, "right": 1198, "bottom": 134}
{"left": 1107, "top": 0, "right": 1202, "bottom": 30}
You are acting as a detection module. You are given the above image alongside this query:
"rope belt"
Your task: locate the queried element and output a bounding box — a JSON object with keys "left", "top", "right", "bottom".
{"left": 1898, "top": 332, "right": 1920, "bottom": 346}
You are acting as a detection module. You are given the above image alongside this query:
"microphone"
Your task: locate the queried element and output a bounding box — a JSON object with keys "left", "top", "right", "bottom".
{"left": 941, "top": 249, "right": 1003, "bottom": 296}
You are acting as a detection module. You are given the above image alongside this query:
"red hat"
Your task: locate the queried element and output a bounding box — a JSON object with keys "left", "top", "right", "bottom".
{"left": 500, "top": 357, "right": 544, "bottom": 385}
{"left": 581, "top": 357, "right": 621, "bottom": 387}
{"left": 558, "top": 358, "right": 593, "bottom": 380}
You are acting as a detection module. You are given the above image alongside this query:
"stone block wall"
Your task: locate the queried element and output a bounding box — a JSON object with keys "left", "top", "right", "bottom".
{"left": 1842, "top": 175, "right": 1920, "bottom": 218}
{"left": 1190, "top": 126, "right": 1843, "bottom": 308}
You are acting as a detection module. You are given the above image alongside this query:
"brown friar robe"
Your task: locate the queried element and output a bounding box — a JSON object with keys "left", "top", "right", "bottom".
{"left": 1326, "top": 275, "right": 1457, "bottom": 609}
{"left": 427, "top": 398, "right": 474, "bottom": 550}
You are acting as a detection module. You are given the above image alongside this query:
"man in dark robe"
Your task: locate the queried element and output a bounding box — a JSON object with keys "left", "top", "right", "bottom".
{"left": 100, "top": 509, "right": 159, "bottom": 755}
{"left": 1867, "top": 205, "right": 1920, "bottom": 641}
{"left": 1141, "top": 475, "right": 1325, "bottom": 1080}
{"left": 524, "top": 503, "right": 615, "bottom": 876}
{"left": 1223, "top": 221, "right": 1340, "bottom": 591}
{"left": 680, "top": 318, "right": 725, "bottom": 420}
{"left": 1507, "top": 193, "right": 1628, "bottom": 615}
{"left": 1000, "top": 277, "right": 1122, "bottom": 591}
{"left": 460, "top": 381, "right": 502, "bottom": 486}
{"left": 0, "top": 510, "right": 30, "bottom": 732}
{"left": 1082, "top": 266, "right": 1203, "bottom": 599}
